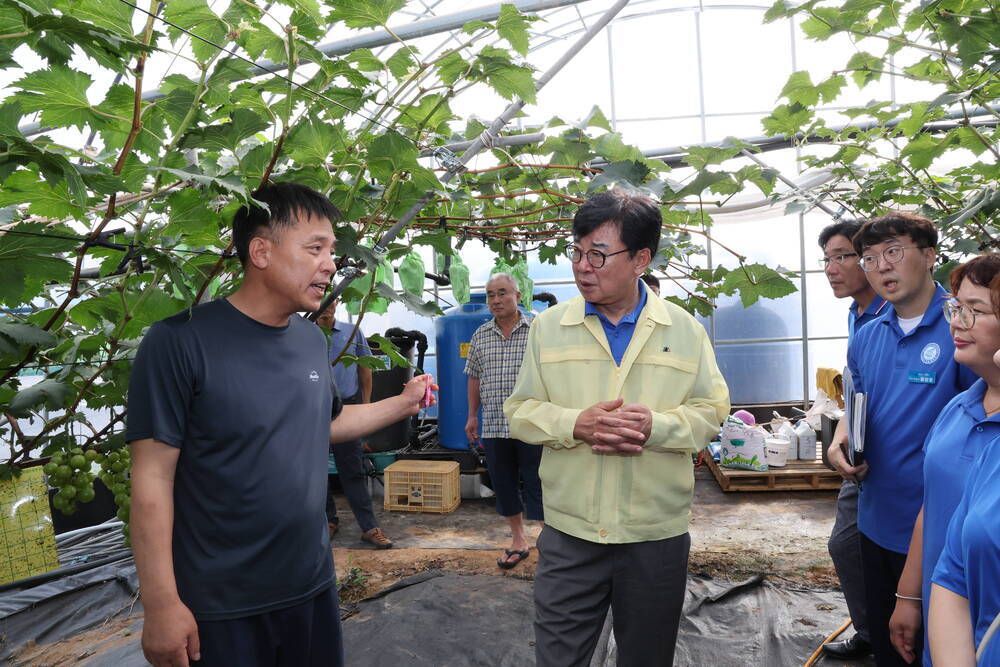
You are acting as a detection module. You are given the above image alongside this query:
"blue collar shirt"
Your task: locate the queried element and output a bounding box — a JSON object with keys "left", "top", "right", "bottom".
{"left": 848, "top": 295, "right": 887, "bottom": 342}
{"left": 847, "top": 283, "right": 978, "bottom": 552}
{"left": 585, "top": 280, "right": 649, "bottom": 366}
{"left": 932, "top": 434, "right": 1000, "bottom": 662}
{"left": 920, "top": 380, "right": 1000, "bottom": 663}
{"left": 326, "top": 319, "right": 372, "bottom": 400}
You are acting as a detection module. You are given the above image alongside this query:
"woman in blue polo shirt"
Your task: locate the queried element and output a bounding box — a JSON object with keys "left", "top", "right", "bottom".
{"left": 929, "top": 428, "right": 1000, "bottom": 664}
{"left": 889, "top": 254, "right": 1000, "bottom": 665}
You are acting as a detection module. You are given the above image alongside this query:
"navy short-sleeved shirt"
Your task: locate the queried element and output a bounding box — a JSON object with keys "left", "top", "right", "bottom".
{"left": 847, "top": 283, "right": 977, "bottom": 552}
{"left": 126, "top": 299, "right": 342, "bottom": 621}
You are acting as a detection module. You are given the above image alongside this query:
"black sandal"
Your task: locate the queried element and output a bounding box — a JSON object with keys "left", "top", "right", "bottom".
{"left": 497, "top": 548, "right": 530, "bottom": 570}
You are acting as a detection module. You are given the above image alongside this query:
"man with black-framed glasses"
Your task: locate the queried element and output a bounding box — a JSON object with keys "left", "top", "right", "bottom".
{"left": 505, "top": 188, "right": 730, "bottom": 666}
{"left": 818, "top": 219, "right": 886, "bottom": 661}
{"left": 826, "top": 212, "right": 976, "bottom": 666}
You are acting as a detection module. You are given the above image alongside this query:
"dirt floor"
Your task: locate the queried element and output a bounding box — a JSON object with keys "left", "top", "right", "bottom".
{"left": 332, "top": 466, "right": 842, "bottom": 603}
{"left": 11, "top": 616, "right": 143, "bottom": 666}
{"left": 8, "top": 467, "right": 850, "bottom": 666}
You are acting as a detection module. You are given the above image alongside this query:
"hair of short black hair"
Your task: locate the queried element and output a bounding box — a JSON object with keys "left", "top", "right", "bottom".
{"left": 572, "top": 188, "right": 661, "bottom": 259}
{"left": 232, "top": 182, "right": 342, "bottom": 266}
{"left": 818, "top": 219, "right": 865, "bottom": 249}
{"left": 951, "top": 254, "right": 1000, "bottom": 298}
{"left": 639, "top": 273, "right": 661, "bottom": 290}
{"left": 852, "top": 211, "right": 938, "bottom": 255}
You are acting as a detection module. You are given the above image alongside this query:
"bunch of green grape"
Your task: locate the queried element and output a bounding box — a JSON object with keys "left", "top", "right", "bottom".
{"left": 42, "top": 445, "right": 132, "bottom": 544}
{"left": 42, "top": 447, "right": 101, "bottom": 515}
{"left": 97, "top": 448, "right": 132, "bottom": 543}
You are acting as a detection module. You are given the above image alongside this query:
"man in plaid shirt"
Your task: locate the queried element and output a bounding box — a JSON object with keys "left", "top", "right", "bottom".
{"left": 465, "top": 272, "right": 542, "bottom": 570}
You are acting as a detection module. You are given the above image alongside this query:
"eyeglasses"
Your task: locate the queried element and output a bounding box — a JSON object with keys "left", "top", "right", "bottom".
{"left": 860, "top": 245, "right": 925, "bottom": 273}
{"left": 567, "top": 245, "right": 630, "bottom": 269}
{"left": 943, "top": 298, "right": 994, "bottom": 329}
{"left": 820, "top": 253, "right": 859, "bottom": 268}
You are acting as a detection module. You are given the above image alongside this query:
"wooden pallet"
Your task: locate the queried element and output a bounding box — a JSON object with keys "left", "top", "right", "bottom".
{"left": 705, "top": 454, "right": 842, "bottom": 492}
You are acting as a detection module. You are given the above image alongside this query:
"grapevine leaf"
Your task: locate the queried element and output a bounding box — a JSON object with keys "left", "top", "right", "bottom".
{"left": 8, "top": 378, "right": 70, "bottom": 416}
{"left": 330, "top": 0, "right": 406, "bottom": 28}
{"left": 162, "top": 0, "right": 228, "bottom": 63}
{"left": 497, "top": 4, "right": 531, "bottom": 56}
{"left": 436, "top": 51, "right": 468, "bottom": 85}
{"left": 722, "top": 263, "right": 797, "bottom": 307}
{"left": 13, "top": 65, "right": 97, "bottom": 130}
{"left": 179, "top": 109, "right": 270, "bottom": 152}
{"left": 54, "top": 0, "right": 134, "bottom": 37}
{"left": 0, "top": 322, "right": 57, "bottom": 352}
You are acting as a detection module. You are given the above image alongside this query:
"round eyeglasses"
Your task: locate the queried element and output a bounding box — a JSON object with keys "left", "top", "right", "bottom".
{"left": 860, "top": 245, "right": 924, "bottom": 273}
{"left": 567, "top": 245, "right": 630, "bottom": 269}
{"left": 820, "top": 253, "right": 859, "bottom": 268}
{"left": 943, "top": 298, "right": 994, "bottom": 329}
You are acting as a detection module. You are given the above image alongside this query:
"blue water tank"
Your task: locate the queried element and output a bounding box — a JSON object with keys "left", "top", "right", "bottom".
{"left": 435, "top": 293, "right": 492, "bottom": 450}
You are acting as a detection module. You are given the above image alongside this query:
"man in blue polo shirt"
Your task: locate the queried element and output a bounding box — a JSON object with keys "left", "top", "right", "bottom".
{"left": 828, "top": 212, "right": 976, "bottom": 666}
{"left": 317, "top": 301, "right": 392, "bottom": 549}
{"left": 819, "top": 219, "right": 886, "bottom": 661}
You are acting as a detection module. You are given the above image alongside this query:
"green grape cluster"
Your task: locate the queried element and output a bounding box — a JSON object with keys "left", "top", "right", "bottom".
{"left": 97, "top": 448, "right": 132, "bottom": 544}
{"left": 42, "top": 447, "right": 101, "bottom": 515}
{"left": 42, "top": 445, "right": 132, "bottom": 545}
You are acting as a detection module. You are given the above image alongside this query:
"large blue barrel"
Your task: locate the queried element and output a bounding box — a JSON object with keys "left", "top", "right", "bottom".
{"left": 435, "top": 293, "right": 492, "bottom": 450}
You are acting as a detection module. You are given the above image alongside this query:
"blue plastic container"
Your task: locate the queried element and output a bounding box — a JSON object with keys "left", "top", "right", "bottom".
{"left": 435, "top": 293, "right": 492, "bottom": 450}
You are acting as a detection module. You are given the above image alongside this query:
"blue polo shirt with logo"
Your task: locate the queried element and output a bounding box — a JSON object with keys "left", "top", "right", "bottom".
{"left": 932, "top": 435, "right": 1000, "bottom": 664}
{"left": 919, "top": 380, "right": 1000, "bottom": 664}
{"left": 847, "top": 283, "right": 978, "bottom": 553}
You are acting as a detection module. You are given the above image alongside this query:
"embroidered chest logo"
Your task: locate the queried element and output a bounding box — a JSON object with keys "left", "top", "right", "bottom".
{"left": 920, "top": 343, "right": 940, "bottom": 365}
{"left": 309, "top": 370, "right": 320, "bottom": 382}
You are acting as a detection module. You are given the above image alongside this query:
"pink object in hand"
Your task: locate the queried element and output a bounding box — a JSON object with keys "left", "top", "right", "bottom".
{"left": 732, "top": 409, "right": 756, "bottom": 425}
{"left": 421, "top": 382, "right": 433, "bottom": 408}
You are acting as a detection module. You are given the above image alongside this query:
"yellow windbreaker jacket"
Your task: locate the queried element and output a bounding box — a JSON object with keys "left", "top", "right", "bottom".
{"left": 504, "top": 287, "right": 730, "bottom": 543}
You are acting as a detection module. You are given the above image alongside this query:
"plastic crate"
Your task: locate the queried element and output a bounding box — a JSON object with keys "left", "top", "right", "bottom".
{"left": 383, "top": 460, "right": 460, "bottom": 514}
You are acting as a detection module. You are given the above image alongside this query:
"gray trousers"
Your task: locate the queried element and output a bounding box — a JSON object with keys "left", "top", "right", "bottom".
{"left": 326, "top": 395, "right": 377, "bottom": 533}
{"left": 534, "top": 526, "right": 690, "bottom": 667}
{"left": 827, "top": 480, "right": 869, "bottom": 641}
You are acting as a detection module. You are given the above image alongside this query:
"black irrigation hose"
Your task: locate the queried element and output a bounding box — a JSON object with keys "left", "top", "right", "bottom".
{"left": 532, "top": 291, "right": 557, "bottom": 308}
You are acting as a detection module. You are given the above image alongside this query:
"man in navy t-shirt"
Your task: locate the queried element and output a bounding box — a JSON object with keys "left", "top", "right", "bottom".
{"left": 127, "top": 183, "right": 436, "bottom": 667}
{"left": 827, "top": 212, "right": 976, "bottom": 666}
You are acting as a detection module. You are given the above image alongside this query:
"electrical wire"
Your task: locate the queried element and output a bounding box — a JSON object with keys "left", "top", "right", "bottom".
{"left": 0, "top": 356, "right": 136, "bottom": 373}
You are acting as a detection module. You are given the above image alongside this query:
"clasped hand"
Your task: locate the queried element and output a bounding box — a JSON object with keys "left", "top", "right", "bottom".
{"left": 574, "top": 398, "right": 652, "bottom": 454}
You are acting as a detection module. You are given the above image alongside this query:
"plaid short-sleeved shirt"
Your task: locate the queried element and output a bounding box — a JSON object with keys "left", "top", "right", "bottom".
{"left": 464, "top": 313, "right": 532, "bottom": 438}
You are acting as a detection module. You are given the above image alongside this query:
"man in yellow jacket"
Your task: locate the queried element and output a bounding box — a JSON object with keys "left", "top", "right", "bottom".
{"left": 504, "top": 188, "right": 730, "bottom": 666}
